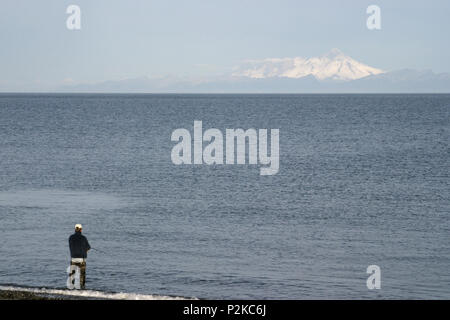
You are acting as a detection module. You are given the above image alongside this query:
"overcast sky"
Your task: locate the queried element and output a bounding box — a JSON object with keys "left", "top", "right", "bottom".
{"left": 1, "top": 0, "right": 449, "bottom": 90}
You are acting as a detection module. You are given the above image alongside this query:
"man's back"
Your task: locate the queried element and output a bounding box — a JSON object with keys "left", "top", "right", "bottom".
{"left": 69, "top": 231, "right": 91, "bottom": 258}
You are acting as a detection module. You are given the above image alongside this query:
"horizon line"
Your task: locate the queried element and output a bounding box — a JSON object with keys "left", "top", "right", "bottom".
{"left": 1, "top": 92, "right": 450, "bottom": 95}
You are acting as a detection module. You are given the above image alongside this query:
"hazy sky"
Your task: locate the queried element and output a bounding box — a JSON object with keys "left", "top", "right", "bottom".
{"left": 1, "top": 0, "right": 449, "bottom": 90}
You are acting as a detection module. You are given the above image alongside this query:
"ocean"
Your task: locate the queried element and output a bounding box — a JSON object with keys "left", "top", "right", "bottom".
{"left": 0, "top": 94, "right": 448, "bottom": 299}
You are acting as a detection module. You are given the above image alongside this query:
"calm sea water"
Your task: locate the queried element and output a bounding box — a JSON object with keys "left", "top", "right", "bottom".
{"left": 0, "top": 94, "right": 448, "bottom": 299}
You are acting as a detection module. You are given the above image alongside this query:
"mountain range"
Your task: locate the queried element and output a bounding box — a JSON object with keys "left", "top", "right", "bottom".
{"left": 59, "top": 49, "right": 450, "bottom": 93}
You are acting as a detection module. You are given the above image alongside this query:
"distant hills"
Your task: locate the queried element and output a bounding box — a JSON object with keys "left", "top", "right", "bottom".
{"left": 59, "top": 50, "right": 450, "bottom": 93}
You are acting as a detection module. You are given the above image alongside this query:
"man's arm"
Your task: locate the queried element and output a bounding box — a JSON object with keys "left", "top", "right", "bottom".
{"left": 85, "top": 238, "right": 91, "bottom": 251}
{"left": 68, "top": 236, "right": 73, "bottom": 256}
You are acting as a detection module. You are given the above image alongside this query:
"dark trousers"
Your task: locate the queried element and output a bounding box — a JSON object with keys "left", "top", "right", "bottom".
{"left": 70, "top": 260, "right": 86, "bottom": 289}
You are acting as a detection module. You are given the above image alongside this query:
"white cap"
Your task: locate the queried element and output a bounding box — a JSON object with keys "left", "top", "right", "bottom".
{"left": 75, "top": 224, "right": 83, "bottom": 230}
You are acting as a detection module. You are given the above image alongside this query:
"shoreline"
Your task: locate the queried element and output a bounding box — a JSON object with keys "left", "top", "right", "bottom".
{"left": 0, "top": 286, "right": 194, "bottom": 300}
{"left": 0, "top": 289, "right": 79, "bottom": 300}
{"left": 0, "top": 287, "right": 110, "bottom": 300}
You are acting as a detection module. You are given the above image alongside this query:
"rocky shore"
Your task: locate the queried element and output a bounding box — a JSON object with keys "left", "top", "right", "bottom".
{"left": 0, "top": 289, "right": 62, "bottom": 300}
{"left": 0, "top": 286, "right": 189, "bottom": 300}
{"left": 0, "top": 288, "right": 100, "bottom": 300}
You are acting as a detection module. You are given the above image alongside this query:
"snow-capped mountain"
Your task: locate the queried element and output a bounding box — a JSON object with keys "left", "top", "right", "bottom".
{"left": 232, "top": 48, "right": 384, "bottom": 81}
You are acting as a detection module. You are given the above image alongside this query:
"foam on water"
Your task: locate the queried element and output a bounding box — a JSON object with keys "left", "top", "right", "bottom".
{"left": 0, "top": 285, "right": 194, "bottom": 300}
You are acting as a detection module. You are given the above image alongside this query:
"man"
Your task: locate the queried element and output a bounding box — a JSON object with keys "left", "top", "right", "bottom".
{"left": 68, "top": 224, "right": 91, "bottom": 289}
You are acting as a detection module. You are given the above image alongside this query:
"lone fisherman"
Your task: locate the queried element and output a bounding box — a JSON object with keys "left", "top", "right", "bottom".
{"left": 69, "top": 224, "right": 91, "bottom": 289}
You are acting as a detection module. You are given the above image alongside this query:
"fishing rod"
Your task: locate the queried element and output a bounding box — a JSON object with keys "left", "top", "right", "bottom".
{"left": 91, "top": 248, "right": 107, "bottom": 254}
